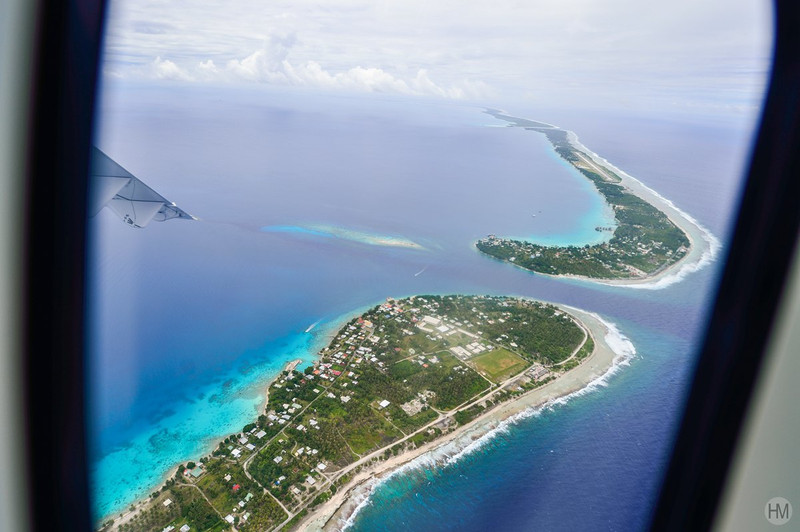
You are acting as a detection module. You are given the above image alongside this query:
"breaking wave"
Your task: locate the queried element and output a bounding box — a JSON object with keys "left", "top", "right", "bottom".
{"left": 565, "top": 132, "right": 722, "bottom": 291}
{"left": 339, "top": 314, "right": 635, "bottom": 531}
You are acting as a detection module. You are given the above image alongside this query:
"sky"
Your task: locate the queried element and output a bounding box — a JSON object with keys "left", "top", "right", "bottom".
{"left": 100, "top": 0, "right": 773, "bottom": 118}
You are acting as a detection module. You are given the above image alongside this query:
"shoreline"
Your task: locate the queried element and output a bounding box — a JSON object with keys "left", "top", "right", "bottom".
{"left": 298, "top": 306, "right": 628, "bottom": 531}
{"left": 485, "top": 109, "right": 719, "bottom": 289}
{"left": 98, "top": 357, "right": 305, "bottom": 530}
{"left": 568, "top": 132, "right": 719, "bottom": 289}
{"left": 260, "top": 358, "right": 303, "bottom": 413}
{"left": 96, "top": 304, "right": 391, "bottom": 528}
{"left": 97, "top": 298, "right": 630, "bottom": 532}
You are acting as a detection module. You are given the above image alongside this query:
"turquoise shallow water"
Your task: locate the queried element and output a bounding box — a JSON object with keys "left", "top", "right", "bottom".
{"left": 88, "top": 86, "right": 754, "bottom": 525}
{"left": 510, "top": 132, "right": 617, "bottom": 247}
{"left": 260, "top": 224, "right": 424, "bottom": 248}
{"left": 90, "top": 327, "right": 320, "bottom": 516}
{"left": 261, "top": 225, "right": 334, "bottom": 238}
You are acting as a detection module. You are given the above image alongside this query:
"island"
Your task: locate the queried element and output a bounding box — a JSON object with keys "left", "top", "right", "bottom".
{"left": 475, "top": 109, "right": 699, "bottom": 283}
{"left": 99, "top": 295, "right": 623, "bottom": 532}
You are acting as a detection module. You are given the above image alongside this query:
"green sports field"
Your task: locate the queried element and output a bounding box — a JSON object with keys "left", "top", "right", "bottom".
{"left": 471, "top": 348, "right": 529, "bottom": 382}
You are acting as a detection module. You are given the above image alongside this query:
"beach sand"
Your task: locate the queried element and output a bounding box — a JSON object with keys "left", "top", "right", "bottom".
{"left": 554, "top": 133, "right": 718, "bottom": 289}
{"left": 298, "top": 306, "right": 625, "bottom": 531}
{"left": 485, "top": 112, "right": 719, "bottom": 289}
{"left": 100, "top": 304, "right": 626, "bottom": 532}
{"left": 101, "top": 357, "right": 305, "bottom": 531}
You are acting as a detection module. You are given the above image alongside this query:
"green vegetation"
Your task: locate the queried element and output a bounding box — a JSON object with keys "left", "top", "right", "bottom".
{"left": 453, "top": 404, "right": 487, "bottom": 426}
{"left": 477, "top": 110, "right": 690, "bottom": 280}
{"left": 246, "top": 295, "right": 584, "bottom": 516}
{"left": 560, "top": 335, "right": 594, "bottom": 371}
{"left": 110, "top": 295, "right": 589, "bottom": 532}
{"left": 106, "top": 484, "right": 227, "bottom": 532}
{"left": 472, "top": 348, "right": 528, "bottom": 382}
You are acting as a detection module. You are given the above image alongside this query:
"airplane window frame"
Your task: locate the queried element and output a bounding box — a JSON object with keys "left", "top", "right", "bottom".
{"left": 16, "top": 1, "right": 797, "bottom": 530}
{"left": 651, "top": 2, "right": 800, "bottom": 529}
{"left": 21, "top": 1, "right": 106, "bottom": 531}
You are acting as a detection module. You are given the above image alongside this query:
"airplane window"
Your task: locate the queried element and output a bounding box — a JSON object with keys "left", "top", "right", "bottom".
{"left": 87, "top": 1, "right": 773, "bottom": 530}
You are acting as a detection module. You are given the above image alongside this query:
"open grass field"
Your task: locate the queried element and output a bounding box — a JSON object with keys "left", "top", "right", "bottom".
{"left": 471, "top": 348, "right": 529, "bottom": 382}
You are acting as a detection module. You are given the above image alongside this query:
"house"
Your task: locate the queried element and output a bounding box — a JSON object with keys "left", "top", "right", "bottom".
{"left": 378, "top": 399, "right": 391, "bottom": 409}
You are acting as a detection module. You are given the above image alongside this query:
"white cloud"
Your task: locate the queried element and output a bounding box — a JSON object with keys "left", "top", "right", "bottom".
{"left": 223, "top": 49, "right": 483, "bottom": 99}
{"left": 149, "top": 56, "right": 194, "bottom": 81}
{"left": 100, "top": 0, "right": 772, "bottom": 111}
{"left": 130, "top": 38, "right": 487, "bottom": 99}
{"left": 196, "top": 59, "right": 219, "bottom": 77}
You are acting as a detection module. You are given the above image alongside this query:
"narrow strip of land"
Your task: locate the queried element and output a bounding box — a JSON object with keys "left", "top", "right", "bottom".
{"left": 475, "top": 109, "right": 714, "bottom": 286}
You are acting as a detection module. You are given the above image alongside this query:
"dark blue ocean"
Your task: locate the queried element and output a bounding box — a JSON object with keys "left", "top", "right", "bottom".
{"left": 87, "top": 83, "right": 758, "bottom": 528}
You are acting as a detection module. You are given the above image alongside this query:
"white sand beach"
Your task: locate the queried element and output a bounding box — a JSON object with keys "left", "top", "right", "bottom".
{"left": 299, "top": 306, "right": 631, "bottom": 531}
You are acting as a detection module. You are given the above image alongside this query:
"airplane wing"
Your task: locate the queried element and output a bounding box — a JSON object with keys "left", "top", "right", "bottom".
{"left": 89, "top": 147, "right": 195, "bottom": 228}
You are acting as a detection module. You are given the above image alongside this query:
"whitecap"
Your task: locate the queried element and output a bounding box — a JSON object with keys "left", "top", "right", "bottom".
{"left": 564, "top": 132, "right": 723, "bottom": 290}
{"left": 340, "top": 313, "right": 635, "bottom": 530}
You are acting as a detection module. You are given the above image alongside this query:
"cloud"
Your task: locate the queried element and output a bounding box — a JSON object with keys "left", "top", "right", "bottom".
{"left": 130, "top": 37, "right": 488, "bottom": 100}
{"left": 149, "top": 57, "right": 194, "bottom": 81}
{"left": 224, "top": 50, "right": 484, "bottom": 99}
{"left": 100, "top": 0, "right": 771, "bottom": 112}
{"left": 131, "top": 20, "right": 175, "bottom": 35}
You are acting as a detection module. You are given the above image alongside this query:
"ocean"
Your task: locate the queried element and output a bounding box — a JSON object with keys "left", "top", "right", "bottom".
{"left": 87, "top": 83, "right": 758, "bottom": 527}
